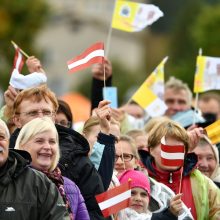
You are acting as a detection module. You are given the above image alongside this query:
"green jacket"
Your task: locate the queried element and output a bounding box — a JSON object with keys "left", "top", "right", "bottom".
{"left": 0, "top": 150, "right": 69, "bottom": 220}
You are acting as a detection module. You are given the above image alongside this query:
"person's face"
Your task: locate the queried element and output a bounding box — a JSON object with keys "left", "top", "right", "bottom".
{"left": 0, "top": 125, "right": 9, "bottom": 167}
{"left": 21, "top": 130, "right": 58, "bottom": 171}
{"left": 55, "top": 112, "right": 71, "bottom": 128}
{"left": 193, "top": 144, "right": 216, "bottom": 178}
{"left": 115, "top": 140, "right": 138, "bottom": 175}
{"left": 122, "top": 104, "right": 145, "bottom": 119}
{"left": 198, "top": 99, "right": 220, "bottom": 120}
{"left": 135, "top": 135, "right": 148, "bottom": 151}
{"left": 14, "top": 99, "right": 55, "bottom": 128}
{"left": 164, "top": 88, "right": 190, "bottom": 117}
{"left": 129, "top": 187, "right": 149, "bottom": 214}
{"left": 150, "top": 136, "right": 184, "bottom": 171}
{"left": 84, "top": 124, "right": 100, "bottom": 153}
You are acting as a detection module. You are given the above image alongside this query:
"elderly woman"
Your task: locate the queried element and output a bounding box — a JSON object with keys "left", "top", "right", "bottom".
{"left": 14, "top": 117, "right": 90, "bottom": 220}
{"left": 193, "top": 136, "right": 220, "bottom": 188}
{"left": 139, "top": 118, "right": 220, "bottom": 220}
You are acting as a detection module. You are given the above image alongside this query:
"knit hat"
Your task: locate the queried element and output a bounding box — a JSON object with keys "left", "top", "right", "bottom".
{"left": 118, "top": 170, "right": 151, "bottom": 195}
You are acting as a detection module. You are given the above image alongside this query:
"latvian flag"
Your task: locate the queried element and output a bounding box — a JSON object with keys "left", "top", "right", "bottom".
{"left": 12, "top": 43, "right": 25, "bottom": 73}
{"left": 95, "top": 181, "right": 131, "bottom": 218}
{"left": 67, "top": 42, "right": 104, "bottom": 73}
{"left": 161, "top": 136, "right": 185, "bottom": 167}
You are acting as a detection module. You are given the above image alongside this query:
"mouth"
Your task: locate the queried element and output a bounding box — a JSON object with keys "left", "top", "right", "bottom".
{"left": 38, "top": 153, "right": 52, "bottom": 158}
{"left": 0, "top": 146, "right": 4, "bottom": 153}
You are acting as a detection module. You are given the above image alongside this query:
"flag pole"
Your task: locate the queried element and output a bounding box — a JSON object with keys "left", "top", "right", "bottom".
{"left": 178, "top": 166, "right": 184, "bottom": 194}
{"left": 11, "top": 41, "right": 30, "bottom": 58}
{"left": 105, "top": 0, "right": 117, "bottom": 58}
{"left": 193, "top": 48, "right": 202, "bottom": 125}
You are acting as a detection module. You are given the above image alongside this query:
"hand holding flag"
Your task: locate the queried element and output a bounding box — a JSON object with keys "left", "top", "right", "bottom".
{"left": 67, "top": 42, "right": 104, "bottom": 73}
{"left": 95, "top": 181, "right": 131, "bottom": 218}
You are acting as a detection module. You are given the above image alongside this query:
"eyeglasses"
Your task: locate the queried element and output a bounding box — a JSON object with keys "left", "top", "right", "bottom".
{"left": 16, "top": 109, "right": 55, "bottom": 118}
{"left": 115, "top": 153, "right": 134, "bottom": 162}
{"left": 55, "top": 120, "right": 71, "bottom": 128}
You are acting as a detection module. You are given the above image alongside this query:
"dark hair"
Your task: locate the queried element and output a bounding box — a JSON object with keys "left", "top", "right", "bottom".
{"left": 57, "top": 99, "right": 73, "bottom": 128}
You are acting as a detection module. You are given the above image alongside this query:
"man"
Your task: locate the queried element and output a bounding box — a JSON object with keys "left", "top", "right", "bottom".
{"left": 0, "top": 119, "right": 68, "bottom": 220}
{"left": 164, "top": 77, "right": 192, "bottom": 117}
{"left": 198, "top": 92, "right": 220, "bottom": 121}
{"left": 8, "top": 85, "right": 113, "bottom": 220}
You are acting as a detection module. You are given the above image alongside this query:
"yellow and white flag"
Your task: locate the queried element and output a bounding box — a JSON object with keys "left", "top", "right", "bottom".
{"left": 194, "top": 55, "right": 220, "bottom": 93}
{"left": 145, "top": 56, "right": 168, "bottom": 99}
{"left": 131, "top": 82, "right": 167, "bottom": 117}
{"left": 112, "top": 0, "right": 163, "bottom": 32}
{"left": 205, "top": 120, "right": 220, "bottom": 144}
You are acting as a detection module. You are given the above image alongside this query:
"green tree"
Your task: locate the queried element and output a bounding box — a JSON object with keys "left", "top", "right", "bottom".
{"left": 0, "top": 0, "right": 49, "bottom": 90}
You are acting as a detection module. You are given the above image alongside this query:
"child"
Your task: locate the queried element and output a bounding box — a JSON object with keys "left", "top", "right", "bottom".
{"left": 117, "top": 169, "right": 183, "bottom": 220}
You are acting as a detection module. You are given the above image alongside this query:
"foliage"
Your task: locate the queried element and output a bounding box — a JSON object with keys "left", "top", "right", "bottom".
{"left": 0, "top": 0, "right": 49, "bottom": 90}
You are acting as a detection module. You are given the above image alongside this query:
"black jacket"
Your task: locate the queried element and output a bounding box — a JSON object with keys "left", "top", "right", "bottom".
{"left": 0, "top": 150, "right": 67, "bottom": 220}
{"left": 10, "top": 125, "right": 110, "bottom": 220}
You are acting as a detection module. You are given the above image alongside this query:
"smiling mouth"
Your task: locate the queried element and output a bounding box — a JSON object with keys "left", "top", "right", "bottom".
{"left": 0, "top": 146, "right": 4, "bottom": 153}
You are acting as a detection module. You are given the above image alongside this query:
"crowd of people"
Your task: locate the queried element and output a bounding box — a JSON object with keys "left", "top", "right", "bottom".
{"left": 0, "top": 55, "right": 220, "bottom": 220}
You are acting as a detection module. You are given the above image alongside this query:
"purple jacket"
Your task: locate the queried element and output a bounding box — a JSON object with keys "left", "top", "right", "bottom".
{"left": 63, "top": 177, "right": 90, "bottom": 220}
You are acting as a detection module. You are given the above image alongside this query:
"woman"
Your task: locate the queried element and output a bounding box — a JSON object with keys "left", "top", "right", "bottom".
{"left": 114, "top": 135, "right": 193, "bottom": 219}
{"left": 193, "top": 136, "right": 220, "bottom": 188}
{"left": 14, "top": 117, "right": 90, "bottom": 220}
{"left": 139, "top": 118, "right": 220, "bottom": 219}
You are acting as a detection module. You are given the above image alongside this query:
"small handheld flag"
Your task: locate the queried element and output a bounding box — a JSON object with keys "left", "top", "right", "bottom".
{"left": 161, "top": 136, "right": 185, "bottom": 167}
{"left": 205, "top": 120, "right": 220, "bottom": 144}
{"left": 11, "top": 41, "right": 25, "bottom": 72}
{"left": 95, "top": 181, "right": 131, "bottom": 218}
{"left": 67, "top": 42, "right": 104, "bottom": 73}
{"left": 112, "top": 0, "right": 163, "bottom": 32}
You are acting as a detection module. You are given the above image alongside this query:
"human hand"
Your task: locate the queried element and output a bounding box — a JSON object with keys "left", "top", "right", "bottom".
{"left": 111, "top": 108, "right": 126, "bottom": 123}
{"left": 95, "top": 100, "right": 111, "bottom": 134}
{"left": 169, "top": 194, "right": 183, "bottom": 216}
{"left": 92, "top": 57, "right": 112, "bottom": 81}
{"left": 187, "top": 125, "right": 204, "bottom": 151}
{"left": 4, "top": 85, "right": 19, "bottom": 108}
{"left": 26, "top": 56, "right": 45, "bottom": 73}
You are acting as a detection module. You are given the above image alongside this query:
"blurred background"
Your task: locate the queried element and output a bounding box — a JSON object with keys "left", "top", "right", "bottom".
{"left": 1, "top": 0, "right": 220, "bottom": 109}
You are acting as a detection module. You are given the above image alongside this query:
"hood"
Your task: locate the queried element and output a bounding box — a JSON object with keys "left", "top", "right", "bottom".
{"left": 138, "top": 150, "right": 198, "bottom": 176}
{"left": 56, "top": 124, "right": 90, "bottom": 155}
{"left": 0, "top": 149, "right": 31, "bottom": 186}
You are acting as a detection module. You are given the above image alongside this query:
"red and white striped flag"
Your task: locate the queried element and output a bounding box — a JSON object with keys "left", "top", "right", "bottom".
{"left": 67, "top": 42, "right": 104, "bottom": 73}
{"left": 12, "top": 43, "right": 25, "bottom": 72}
{"left": 161, "top": 136, "right": 185, "bottom": 167}
{"left": 95, "top": 181, "right": 131, "bottom": 218}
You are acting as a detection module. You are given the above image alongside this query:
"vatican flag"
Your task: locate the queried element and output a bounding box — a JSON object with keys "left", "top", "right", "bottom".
{"left": 112, "top": 0, "right": 163, "bottom": 32}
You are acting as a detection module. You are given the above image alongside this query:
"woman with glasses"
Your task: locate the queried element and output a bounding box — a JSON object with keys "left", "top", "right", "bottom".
{"left": 115, "top": 135, "right": 140, "bottom": 175}
{"left": 14, "top": 117, "right": 90, "bottom": 220}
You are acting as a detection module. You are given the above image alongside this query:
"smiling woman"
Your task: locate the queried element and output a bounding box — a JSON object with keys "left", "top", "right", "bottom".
{"left": 14, "top": 117, "right": 90, "bottom": 220}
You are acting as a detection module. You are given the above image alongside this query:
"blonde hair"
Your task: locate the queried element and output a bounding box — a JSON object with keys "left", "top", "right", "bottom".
{"left": 14, "top": 117, "right": 59, "bottom": 172}
{"left": 118, "top": 135, "right": 140, "bottom": 160}
{"left": 126, "top": 129, "right": 146, "bottom": 139}
{"left": 147, "top": 118, "right": 189, "bottom": 153}
{"left": 165, "top": 77, "right": 192, "bottom": 105}
{"left": 0, "top": 119, "right": 10, "bottom": 139}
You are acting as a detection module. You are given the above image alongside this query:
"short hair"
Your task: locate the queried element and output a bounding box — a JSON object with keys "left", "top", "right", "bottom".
{"left": 13, "top": 85, "right": 58, "bottom": 115}
{"left": 117, "top": 135, "right": 140, "bottom": 160}
{"left": 199, "top": 92, "right": 220, "bottom": 106}
{"left": 57, "top": 99, "right": 73, "bottom": 128}
{"left": 126, "top": 129, "right": 146, "bottom": 139}
{"left": 144, "top": 116, "right": 169, "bottom": 134}
{"left": 83, "top": 115, "right": 120, "bottom": 136}
{"left": 147, "top": 118, "right": 189, "bottom": 153}
{"left": 14, "top": 117, "right": 60, "bottom": 172}
{"left": 165, "top": 77, "right": 192, "bottom": 105}
{"left": 0, "top": 119, "right": 10, "bottom": 139}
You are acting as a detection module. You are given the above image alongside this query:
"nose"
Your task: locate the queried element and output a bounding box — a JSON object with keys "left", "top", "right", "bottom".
{"left": 43, "top": 141, "right": 52, "bottom": 150}
{"left": 134, "top": 194, "right": 142, "bottom": 201}
{"left": 198, "top": 158, "right": 208, "bottom": 169}
{"left": 116, "top": 156, "right": 124, "bottom": 164}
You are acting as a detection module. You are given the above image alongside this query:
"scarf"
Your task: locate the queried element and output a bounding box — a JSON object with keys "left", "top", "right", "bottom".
{"left": 42, "top": 167, "right": 74, "bottom": 220}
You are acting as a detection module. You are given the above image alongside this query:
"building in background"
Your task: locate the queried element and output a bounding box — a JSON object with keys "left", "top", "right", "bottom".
{"left": 35, "top": 0, "right": 148, "bottom": 95}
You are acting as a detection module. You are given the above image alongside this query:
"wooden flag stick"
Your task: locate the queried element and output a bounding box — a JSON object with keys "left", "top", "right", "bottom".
{"left": 178, "top": 166, "right": 184, "bottom": 194}
{"left": 11, "top": 41, "right": 30, "bottom": 58}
